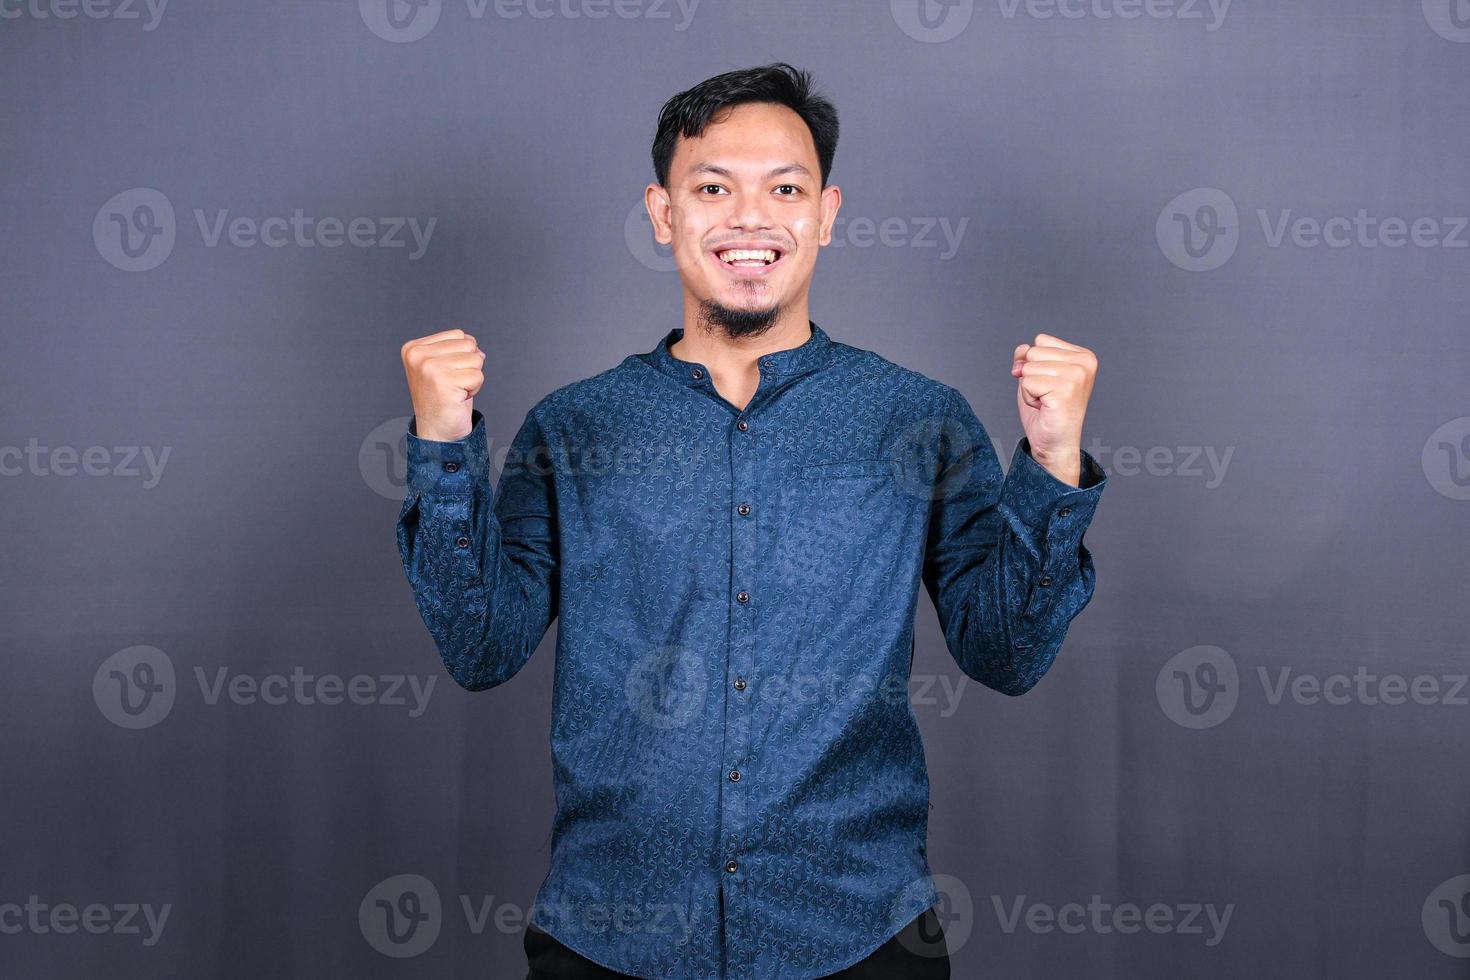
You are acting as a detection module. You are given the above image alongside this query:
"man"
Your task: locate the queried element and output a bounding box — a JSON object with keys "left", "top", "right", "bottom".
{"left": 396, "top": 63, "right": 1106, "bottom": 979}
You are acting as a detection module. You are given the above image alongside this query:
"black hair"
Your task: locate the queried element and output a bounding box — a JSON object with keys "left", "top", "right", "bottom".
{"left": 651, "top": 62, "right": 839, "bottom": 189}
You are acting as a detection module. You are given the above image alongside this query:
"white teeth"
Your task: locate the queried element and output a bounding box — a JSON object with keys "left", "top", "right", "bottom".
{"left": 717, "top": 248, "right": 778, "bottom": 264}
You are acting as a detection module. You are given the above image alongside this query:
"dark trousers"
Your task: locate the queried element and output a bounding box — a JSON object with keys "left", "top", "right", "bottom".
{"left": 524, "top": 906, "right": 950, "bottom": 979}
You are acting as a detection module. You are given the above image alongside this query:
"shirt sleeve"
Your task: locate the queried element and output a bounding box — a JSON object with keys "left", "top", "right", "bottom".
{"left": 395, "top": 406, "right": 560, "bottom": 691}
{"left": 920, "top": 387, "right": 1107, "bottom": 695}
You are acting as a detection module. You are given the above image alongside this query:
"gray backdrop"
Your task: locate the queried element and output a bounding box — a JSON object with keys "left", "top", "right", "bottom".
{"left": 3, "top": 0, "right": 1469, "bottom": 976}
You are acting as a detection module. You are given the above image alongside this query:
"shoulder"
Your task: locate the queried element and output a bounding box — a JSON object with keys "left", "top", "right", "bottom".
{"left": 828, "top": 340, "right": 968, "bottom": 417}
{"left": 525, "top": 360, "right": 632, "bottom": 423}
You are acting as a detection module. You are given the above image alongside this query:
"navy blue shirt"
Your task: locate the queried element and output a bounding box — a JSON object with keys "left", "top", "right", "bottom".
{"left": 395, "top": 321, "right": 1106, "bottom": 978}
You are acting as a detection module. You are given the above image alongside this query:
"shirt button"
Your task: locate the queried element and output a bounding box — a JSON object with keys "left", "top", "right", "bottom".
{"left": 1038, "top": 575, "right": 1052, "bottom": 587}
{"left": 729, "top": 769, "right": 741, "bottom": 782}
{"left": 691, "top": 368, "right": 704, "bottom": 380}
{"left": 725, "top": 860, "right": 738, "bottom": 873}
{"left": 456, "top": 536, "right": 470, "bottom": 549}
{"left": 736, "top": 591, "right": 749, "bottom": 604}
{"left": 443, "top": 461, "right": 459, "bottom": 473}
{"left": 733, "top": 677, "right": 747, "bottom": 691}
{"left": 736, "top": 419, "right": 748, "bottom": 432}
{"left": 1058, "top": 506, "right": 1071, "bottom": 517}
{"left": 737, "top": 502, "right": 751, "bottom": 516}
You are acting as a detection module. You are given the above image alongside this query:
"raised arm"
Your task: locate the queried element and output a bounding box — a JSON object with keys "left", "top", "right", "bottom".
{"left": 395, "top": 331, "right": 558, "bottom": 690}
{"left": 921, "top": 388, "right": 1106, "bottom": 695}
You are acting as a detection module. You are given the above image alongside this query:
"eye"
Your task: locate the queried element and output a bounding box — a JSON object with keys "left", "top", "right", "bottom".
{"left": 774, "top": 185, "right": 801, "bottom": 196}
{"left": 698, "top": 184, "right": 728, "bottom": 196}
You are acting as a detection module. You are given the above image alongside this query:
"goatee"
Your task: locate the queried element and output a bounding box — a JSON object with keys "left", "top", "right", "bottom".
{"left": 696, "top": 298, "right": 783, "bottom": 341}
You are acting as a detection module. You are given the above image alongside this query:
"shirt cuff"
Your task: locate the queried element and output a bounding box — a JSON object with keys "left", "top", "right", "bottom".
{"left": 405, "top": 409, "right": 491, "bottom": 496}
{"left": 998, "top": 436, "right": 1107, "bottom": 537}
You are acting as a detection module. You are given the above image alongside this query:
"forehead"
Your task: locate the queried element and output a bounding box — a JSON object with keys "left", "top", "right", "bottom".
{"left": 668, "top": 102, "right": 818, "bottom": 177}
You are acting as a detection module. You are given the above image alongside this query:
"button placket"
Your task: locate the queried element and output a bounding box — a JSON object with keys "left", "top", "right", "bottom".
{"left": 723, "top": 409, "right": 759, "bottom": 923}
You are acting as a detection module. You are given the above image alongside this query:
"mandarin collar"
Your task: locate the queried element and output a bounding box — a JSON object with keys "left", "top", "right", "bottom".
{"left": 641, "top": 320, "right": 833, "bottom": 386}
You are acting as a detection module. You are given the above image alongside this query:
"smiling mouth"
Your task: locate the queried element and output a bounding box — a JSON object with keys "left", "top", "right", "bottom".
{"left": 711, "top": 246, "right": 786, "bottom": 276}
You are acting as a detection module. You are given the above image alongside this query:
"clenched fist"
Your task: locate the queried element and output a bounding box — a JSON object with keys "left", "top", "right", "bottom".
{"left": 1010, "top": 332, "right": 1097, "bottom": 486}
{"left": 400, "top": 329, "right": 486, "bottom": 442}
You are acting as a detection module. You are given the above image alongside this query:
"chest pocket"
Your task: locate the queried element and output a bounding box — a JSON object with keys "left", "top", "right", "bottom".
{"left": 799, "top": 458, "right": 895, "bottom": 480}
{"left": 782, "top": 461, "right": 905, "bottom": 599}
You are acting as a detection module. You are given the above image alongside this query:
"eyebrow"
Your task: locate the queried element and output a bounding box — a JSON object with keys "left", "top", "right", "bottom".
{"left": 689, "top": 162, "right": 813, "bottom": 181}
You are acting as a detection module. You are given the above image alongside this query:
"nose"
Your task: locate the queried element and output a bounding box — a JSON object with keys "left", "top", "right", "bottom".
{"left": 724, "top": 187, "right": 776, "bottom": 233}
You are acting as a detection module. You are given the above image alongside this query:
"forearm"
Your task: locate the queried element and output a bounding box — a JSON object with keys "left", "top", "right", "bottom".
{"left": 931, "top": 433, "right": 1106, "bottom": 696}
{"left": 396, "top": 409, "right": 556, "bottom": 691}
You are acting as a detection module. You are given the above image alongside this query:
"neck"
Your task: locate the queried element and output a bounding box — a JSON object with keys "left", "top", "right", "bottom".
{"left": 670, "top": 307, "right": 812, "bottom": 375}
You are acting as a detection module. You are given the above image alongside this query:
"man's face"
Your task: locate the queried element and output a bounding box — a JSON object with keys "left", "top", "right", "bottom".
{"left": 646, "top": 101, "right": 841, "bottom": 335}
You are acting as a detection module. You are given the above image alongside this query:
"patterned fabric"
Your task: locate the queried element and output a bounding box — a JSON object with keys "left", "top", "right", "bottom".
{"left": 395, "top": 321, "right": 1107, "bottom": 979}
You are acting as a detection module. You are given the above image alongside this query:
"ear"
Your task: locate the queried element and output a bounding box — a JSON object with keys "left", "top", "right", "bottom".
{"left": 645, "top": 183, "right": 673, "bottom": 245}
{"left": 817, "top": 183, "right": 842, "bottom": 247}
